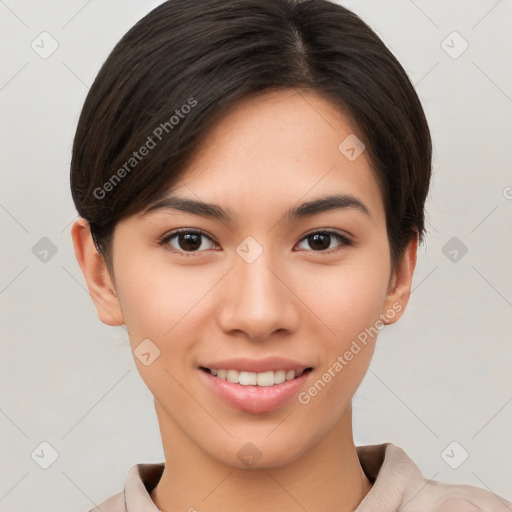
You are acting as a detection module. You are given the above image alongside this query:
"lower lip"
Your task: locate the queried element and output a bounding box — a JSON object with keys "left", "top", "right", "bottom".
{"left": 200, "top": 369, "right": 311, "bottom": 414}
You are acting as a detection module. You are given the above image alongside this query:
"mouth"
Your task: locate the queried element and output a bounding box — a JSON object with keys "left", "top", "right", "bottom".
{"left": 199, "top": 364, "right": 314, "bottom": 413}
{"left": 200, "top": 366, "right": 313, "bottom": 387}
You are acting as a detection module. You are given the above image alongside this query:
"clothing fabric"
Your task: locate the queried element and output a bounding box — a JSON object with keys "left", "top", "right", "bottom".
{"left": 89, "top": 443, "right": 511, "bottom": 512}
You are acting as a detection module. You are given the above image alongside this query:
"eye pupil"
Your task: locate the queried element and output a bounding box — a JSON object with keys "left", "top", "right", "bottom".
{"left": 179, "top": 233, "right": 202, "bottom": 251}
{"left": 309, "top": 233, "right": 330, "bottom": 251}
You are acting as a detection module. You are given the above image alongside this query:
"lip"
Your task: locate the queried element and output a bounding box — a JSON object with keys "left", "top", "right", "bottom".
{"left": 199, "top": 356, "right": 311, "bottom": 374}
{"left": 199, "top": 359, "right": 313, "bottom": 414}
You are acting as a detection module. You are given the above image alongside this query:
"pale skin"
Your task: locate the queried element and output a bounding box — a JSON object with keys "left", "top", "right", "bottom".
{"left": 72, "top": 89, "right": 417, "bottom": 512}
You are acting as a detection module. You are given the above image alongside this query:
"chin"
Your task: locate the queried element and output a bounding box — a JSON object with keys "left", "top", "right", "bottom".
{"left": 204, "top": 432, "right": 314, "bottom": 471}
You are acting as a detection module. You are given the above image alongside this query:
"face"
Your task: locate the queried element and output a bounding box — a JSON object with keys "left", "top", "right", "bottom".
{"left": 80, "top": 89, "right": 414, "bottom": 469}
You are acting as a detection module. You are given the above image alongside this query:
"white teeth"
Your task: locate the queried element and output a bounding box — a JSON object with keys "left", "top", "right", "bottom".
{"left": 256, "top": 371, "right": 274, "bottom": 387}
{"left": 274, "top": 370, "right": 286, "bottom": 384}
{"left": 208, "top": 368, "right": 306, "bottom": 386}
{"left": 226, "top": 369, "right": 239, "bottom": 384}
{"left": 239, "top": 371, "right": 257, "bottom": 385}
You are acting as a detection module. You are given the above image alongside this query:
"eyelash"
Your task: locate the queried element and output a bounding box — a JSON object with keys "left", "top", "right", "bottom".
{"left": 157, "top": 228, "right": 353, "bottom": 257}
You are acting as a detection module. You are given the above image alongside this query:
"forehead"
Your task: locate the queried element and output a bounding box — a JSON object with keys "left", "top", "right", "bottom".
{"left": 148, "top": 89, "right": 385, "bottom": 227}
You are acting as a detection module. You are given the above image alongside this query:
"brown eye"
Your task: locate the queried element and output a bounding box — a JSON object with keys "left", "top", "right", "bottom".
{"left": 296, "top": 231, "right": 352, "bottom": 252}
{"left": 159, "top": 229, "right": 217, "bottom": 254}
{"left": 177, "top": 232, "right": 202, "bottom": 251}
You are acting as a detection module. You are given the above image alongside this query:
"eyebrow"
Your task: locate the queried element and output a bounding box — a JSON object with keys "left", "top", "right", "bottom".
{"left": 142, "top": 193, "right": 371, "bottom": 224}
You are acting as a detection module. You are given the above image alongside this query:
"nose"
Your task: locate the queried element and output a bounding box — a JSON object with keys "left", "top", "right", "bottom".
{"left": 216, "top": 248, "right": 299, "bottom": 342}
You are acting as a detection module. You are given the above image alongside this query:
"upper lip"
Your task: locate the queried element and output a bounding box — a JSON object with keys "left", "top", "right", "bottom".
{"left": 199, "top": 356, "right": 313, "bottom": 374}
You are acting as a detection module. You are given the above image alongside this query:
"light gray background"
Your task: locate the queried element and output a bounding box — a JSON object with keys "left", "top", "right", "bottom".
{"left": 1, "top": 0, "right": 511, "bottom": 510}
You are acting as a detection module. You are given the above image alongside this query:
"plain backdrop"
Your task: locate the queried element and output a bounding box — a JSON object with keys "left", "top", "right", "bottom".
{"left": 1, "top": 0, "right": 511, "bottom": 510}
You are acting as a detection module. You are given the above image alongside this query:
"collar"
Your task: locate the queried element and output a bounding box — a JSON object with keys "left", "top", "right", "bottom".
{"left": 96, "top": 442, "right": 510, "bottom": 511}
{"left": 122, "top": 442, "right": 412, "bottom": 512}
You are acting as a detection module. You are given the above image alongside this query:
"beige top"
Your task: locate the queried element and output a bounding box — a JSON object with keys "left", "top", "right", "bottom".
{"left": 89, "top": 443, "right": 511, "bottom": 512}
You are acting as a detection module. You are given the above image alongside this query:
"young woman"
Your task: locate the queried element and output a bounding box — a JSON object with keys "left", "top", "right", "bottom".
{"left": 70, "top": 0, "right": 511, "bottom": 510}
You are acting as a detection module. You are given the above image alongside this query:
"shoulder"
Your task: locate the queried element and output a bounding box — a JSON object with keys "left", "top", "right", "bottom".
{"left": 413, "top": 479, "right": 512, "bottom": 511}
{"left": 392, "top": 443, "right": 512, "bottom": 511}
{"left": 87, "top": 492, "right": 126, "bottom": 512}
{"left": 356, "top": 443, "right": 512, "bottom": 512}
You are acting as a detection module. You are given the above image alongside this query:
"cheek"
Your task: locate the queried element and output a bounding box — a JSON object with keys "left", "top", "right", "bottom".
{"left": 115, "top": 259, "right": 218, "bottom": 400}
{"left": 116, "top": 258, "right": 206, "bottom": 341}
{"left": 293, "top": 263, "right": 389, "bottom": 419}
{"left": 114, "top": 262, "right": 204, "bottom": 407}
{"left": 294, "top": 252, "right": 390, "bottom": 347}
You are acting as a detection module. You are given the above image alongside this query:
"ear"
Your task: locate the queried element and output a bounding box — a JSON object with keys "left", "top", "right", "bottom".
{"left": 71, "top": 217, "right": 125, "bottom": 326}
{"left": 380, "top": 232, "right": 418, "bottom": 325}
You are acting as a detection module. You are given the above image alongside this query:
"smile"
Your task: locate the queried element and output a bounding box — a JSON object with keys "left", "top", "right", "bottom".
{"left": 201, "top": 367, "right": 313, "bottom": 387}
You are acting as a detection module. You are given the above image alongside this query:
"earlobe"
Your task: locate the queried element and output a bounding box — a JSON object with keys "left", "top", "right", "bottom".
{"left": 71, "top": 217, "right": 125, "bottom": 326}
{"left": 381, "top": 232, "right": 418, "bottom": 325}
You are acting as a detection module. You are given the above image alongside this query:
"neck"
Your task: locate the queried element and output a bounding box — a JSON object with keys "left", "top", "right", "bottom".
{"left": 150, "top": 402, "right": 372, "bottom": 512}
